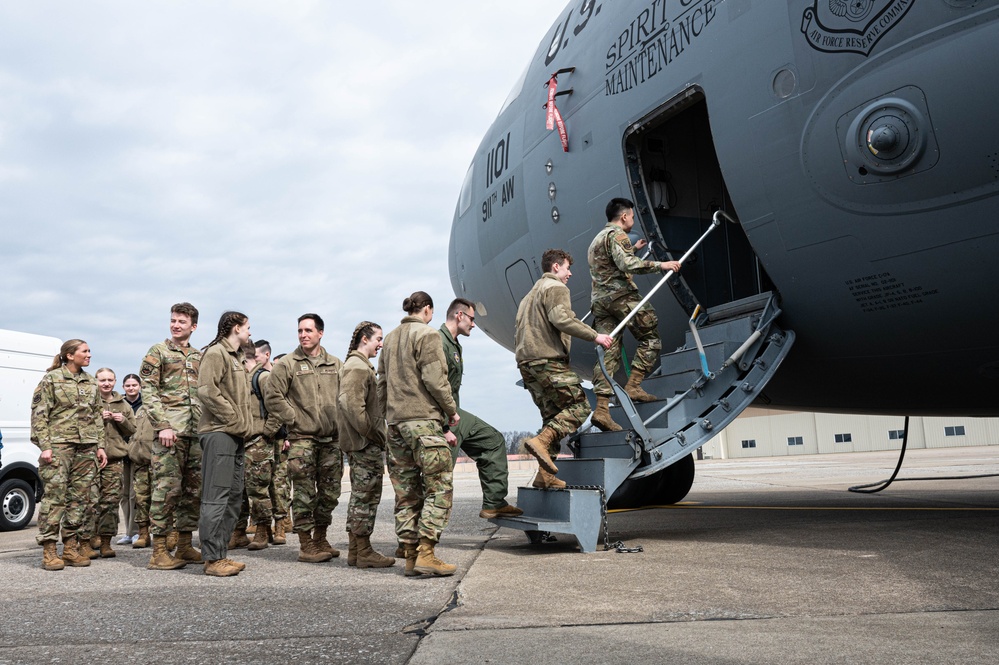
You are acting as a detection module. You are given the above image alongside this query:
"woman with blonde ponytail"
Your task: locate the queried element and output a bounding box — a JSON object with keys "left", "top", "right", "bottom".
{"left": 31, "top": 339, "right": 108, "bottom": 571}
{"left": 336, "top": 322, "right": 395, "bottom": 568}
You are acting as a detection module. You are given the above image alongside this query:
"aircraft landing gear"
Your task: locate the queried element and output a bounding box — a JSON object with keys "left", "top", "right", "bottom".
{"left": 608, "top": 454, "right": 695, "bottom": 510}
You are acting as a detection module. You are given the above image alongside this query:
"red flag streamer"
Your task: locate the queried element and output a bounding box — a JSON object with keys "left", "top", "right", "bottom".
{"left": 545, "top": 73, "right": 569, "bottom": 152}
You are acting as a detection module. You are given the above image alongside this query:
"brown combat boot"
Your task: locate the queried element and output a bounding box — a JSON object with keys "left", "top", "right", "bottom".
{"left": 204, "top": 558, "right": 241, "bottom": 577}
{"left": 175, "top": 532, "right": 202, "bottom": 563}
{"left": 42, "top": 541, "right": 65, "bottom": 571}
{"left": 166, "top": 530, "right": 179, "bottom": 551}
{"left": 347, "top": 532, "right": 357, "bottom": 567}
{"left": 297, "top": 531, "right": 333, "bottom": 563}
{"left": 245, "top": 523, "right": 256, "bottom": 535}
{"left": 592, "top": 396, "right": 622, "bottom": 432}
{"left": 313, "top": 526, "right": 340, "bottom": 557}
{"left": 624, "top": 370, "right": 658, "bottom": 403}
{"left": 78, "top": 536, "right": 99, "bottom": 560}
{"left": 132, "top": 525, "right": 150, "bottom": 548}
{"left": 523, "top": 427, "right": 559, "bottom": 473}
{"left": 395, "top": 541, "right": 406, "bottom": 558}
{"left": 414, "top": 538, "right": 456, "bottom": 577}
{"left": 479, "top": 504, "right": 524, "bottom": 519}
{"left": 99, "top": 535, "right": 116, "bottom": 558}
{"left": 89, "top": 535, "right": 101, "bottom": 550}
{"left": 228, "top": 527, "right": 250, "bottom": 549}
{"left": 532, "top": 468, "right": 567, "bottom": 490}
{"left": 247, "top": 522, "right": 270, "bottom": 551}
{"left": 61, "top": 536, "right": 91, "bottom": 567}
{"left": 272, "top": 518, "right": 287, "bottom": 545}
{"left": 403, "top": 544, "right": 419, "bottom": 577}
{"left": 223, "top": 557, "right": 246, "bottom": 572}
{"left": 147, "top": 535, "right": 187, "bottom": 570}
{"left": 355, "top": 534, "right": 395, "bottom": 569}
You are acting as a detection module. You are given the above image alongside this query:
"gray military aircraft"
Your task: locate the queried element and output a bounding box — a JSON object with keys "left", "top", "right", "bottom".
{"left": 448, "top": 0, "right": 999, "bottom": 527}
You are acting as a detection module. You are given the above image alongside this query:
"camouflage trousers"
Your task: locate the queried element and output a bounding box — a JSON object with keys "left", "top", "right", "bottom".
{"left": 243, "top": 436, "right": 275, "bottom": 525}
{"left": 36, "top": 444, "right": 98, "bottom": 545}
{"left": 149, "top": 435, "right": 201, "bottom": 536}
{"left": 133, "top": 462, "right": 153, "bottom": 526}
{"left": 287, "top": 439, "right": 342, "bottom": 534}
{"left": 518, "top": 359, "right": 589, "bottom": 454}
{"left": 454, "top": 408, "right": 511, "bottom": 510}
{"left": 591, "top": 294, "right": 661, "bottom": 397}
{"left": 344, "top": 443, "right": 386, "bottom": 536}
{"left": 83, "top": 458, "right": 124, "bottom": 537}
{"left": 386, "top": 420, "right": 453, "bottom": 545}
{"left": 272, "top": 438, "right": 290, "bottom": 521}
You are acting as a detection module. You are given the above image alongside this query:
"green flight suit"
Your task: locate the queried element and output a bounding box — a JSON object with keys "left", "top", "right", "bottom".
{"left": 439, "top": 325, "right": 511, "bottom": 511}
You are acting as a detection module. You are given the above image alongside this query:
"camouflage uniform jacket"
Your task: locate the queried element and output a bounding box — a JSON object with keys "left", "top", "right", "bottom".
{"left": 587, "top": 223, "right": 661, "bottom": 304}
{"left": 515, "top": 273, "right": 598, "bottom": 364}
{"left": 263, "top": 345, "right": 341, "bottom": 442}
{"left": 336, "top": 350, "right": 387, "bottom": 452}
{"left": 140, "top": 338, "right": 202, "bottom": 437}
{"left": 197, "top": 338, "right": 254, "bottom": 438}
{"left": 30, "top": 366, "right": 106, "bottom": 452}
{"left": 438, "top": 324, "right": 463, "bottom": 409}
{"left": 377, "top": 316, "right": 456, "bottom": 425}
{"left": 246, "top": 362, "right": 276, "bottom": 439}
{"left": 101, "top": 391, "right": 137, "bottom": 460}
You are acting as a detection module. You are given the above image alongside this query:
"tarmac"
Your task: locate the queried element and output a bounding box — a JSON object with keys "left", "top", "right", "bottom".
{"left": 1, "top": 446, "right": 997, "bottom": 664}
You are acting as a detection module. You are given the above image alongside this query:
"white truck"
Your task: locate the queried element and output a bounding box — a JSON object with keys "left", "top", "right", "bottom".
{"left": 0, "top": 329, "right": 62, "bottom": 530}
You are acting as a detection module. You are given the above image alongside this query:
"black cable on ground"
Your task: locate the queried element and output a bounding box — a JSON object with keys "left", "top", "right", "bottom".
{"left": 849, "top": 416, "right": 999, "bottom": 493}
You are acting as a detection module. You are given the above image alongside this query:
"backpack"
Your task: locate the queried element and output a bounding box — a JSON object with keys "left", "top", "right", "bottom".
{"left": 251, "top": 367, "right": 288, "bottom": 440}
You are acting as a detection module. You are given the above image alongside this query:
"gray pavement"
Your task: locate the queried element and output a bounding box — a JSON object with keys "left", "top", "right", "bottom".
{"left": 1, "top": 447, "right": 997, "bottom": 664}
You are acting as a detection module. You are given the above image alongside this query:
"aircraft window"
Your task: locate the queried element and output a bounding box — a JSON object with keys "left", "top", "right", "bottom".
{"left": 787, "top": 436, "right": 803, "bottom": 446}
{"left": 834, "top": 433, "right": 852, "bottom": 443}
{"left": 498, "top": 62, "right": 530, "bottom": 117}
{"left": 888, "top": 430, "right": 905, "bottom": 440}
{"left": 740, "top": 439, "right": 756, "bottom": 449}
{"left": 458, "top": 164, "right": 474, "bottom": 217}
{"left": 944, "top": 426, "right": 966, "bottom": 437}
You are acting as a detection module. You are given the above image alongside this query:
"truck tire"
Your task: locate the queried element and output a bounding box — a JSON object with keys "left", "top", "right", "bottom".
{"left": 0, "top": 478, "right": 35, "bottom": 531}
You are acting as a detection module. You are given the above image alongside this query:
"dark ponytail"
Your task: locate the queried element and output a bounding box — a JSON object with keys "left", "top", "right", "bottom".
{"left": 402, "top": 291, "right": 433, "bottom": 314}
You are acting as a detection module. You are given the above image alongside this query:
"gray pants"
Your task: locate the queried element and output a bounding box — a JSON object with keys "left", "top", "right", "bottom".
{"left": 120, "top": 459, "right": 138, "bottom": 538}
{"left": 198, "top": 432, "right": 245, "bottom": 562}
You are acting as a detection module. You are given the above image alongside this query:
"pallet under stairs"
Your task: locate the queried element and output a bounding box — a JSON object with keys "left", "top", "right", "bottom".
{"left": 489, "top": 291, "right": 796, "bottom": 552}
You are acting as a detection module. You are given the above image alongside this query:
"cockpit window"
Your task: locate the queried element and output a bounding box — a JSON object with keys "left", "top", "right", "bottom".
{"left": 498, "top": 62, "right": 530, "bottom": 117}
{"left": 458, "top": 163, "right": 474, "bottom": 217}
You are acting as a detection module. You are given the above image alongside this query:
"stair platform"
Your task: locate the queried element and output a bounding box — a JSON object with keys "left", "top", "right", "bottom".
{"left": 490, "top": 487, "right": 604, "bottom": 552}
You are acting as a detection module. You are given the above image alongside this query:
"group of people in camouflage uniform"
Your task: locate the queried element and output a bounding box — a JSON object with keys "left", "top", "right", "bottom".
{"left": 30, "top": 196, "right": 675, "bottom": 576}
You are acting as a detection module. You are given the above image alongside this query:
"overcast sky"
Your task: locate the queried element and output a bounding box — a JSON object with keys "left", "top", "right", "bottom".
{"left": 0, "top": 1, "right": 571, "bottom": 432}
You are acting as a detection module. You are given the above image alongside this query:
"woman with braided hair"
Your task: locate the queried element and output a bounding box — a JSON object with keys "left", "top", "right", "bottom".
{"left": 336, "top": 321, "right": 395, "bottom": 568}
{"left": 196, "top": 310, "right": 254, "bottom": 577}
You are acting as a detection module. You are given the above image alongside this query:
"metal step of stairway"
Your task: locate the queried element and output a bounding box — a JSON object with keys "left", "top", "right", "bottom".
{"left": 491, "top": 487, "right": 603, "bottom": 553}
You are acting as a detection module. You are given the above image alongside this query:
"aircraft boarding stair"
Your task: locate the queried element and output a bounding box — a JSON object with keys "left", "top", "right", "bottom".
{"left": 490, "top": 213, "right": 796, "bottom": 552}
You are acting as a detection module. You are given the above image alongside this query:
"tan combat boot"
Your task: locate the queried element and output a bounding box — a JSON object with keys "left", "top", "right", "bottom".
{"left": 414, "top": 538, "right": 456, "bottom": 577}
{"left": 175, "top": 532, "right": 202, "bottom": 563}
{"left": 523, "top": 427, "right": 559, "bottom": 473}
{"left": 147, "top": 535, "right": 187, "bottom": 570}
{"left": 245, "top": 523, "right": 256, "bottom": 535}
{"left": 592, "top": 396, "right": 622, "bottom": 432}
{"left": 272, "top": 518, "right": 287, "bottom": 545}
{"left": 166, "top": 530, "right": 179, "bottom": 551}
{"left": 347, "top": 532, "right": 357, "bottom": 567}
{"left": 99, "top": 535, "right": 116, "bottom": 558}
{"left": 355, "top": 535, "right": 396, "bottom": 569}
{"left": 624, "top": 370, "right": 658, "bottom": 402}
{"left": 228, "top": 527, "right": 250, "bottom": 549}
{"left": 297, "top": 531, "right": 333, "bottom": 564}
{"left": 395, "top": 542, "right": 406, "bottom": 558}
{"left": 403, "top": 543, "right": 419, "bottom": 577}
{"left": 132, "top": 525, "right": 150, "bottom": 548}
{"left": 247, "top": 522, "right": 270, "bottom": 551}
{"left": 62, "top": 536, "right": 91, "bottom": 567}
{"left": 223, "top": 558, "right": 246, "bottom": 572}
{"left": 89, "top": 535, "right": 101, "bottom": 550}
{"left": 313, "top": 526, "right": 340, "bottom": 557}
{"left": 532, "top": 468, "right": 567, "bottom": 490}
{"left": 79, "top": 537, "right": 99, "bottom": 560}
{"left": 204, "top": 558, "right": 241, "bottom": 577}
{"left": 42, "top": 541, "right": 65, "bottom": 571}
